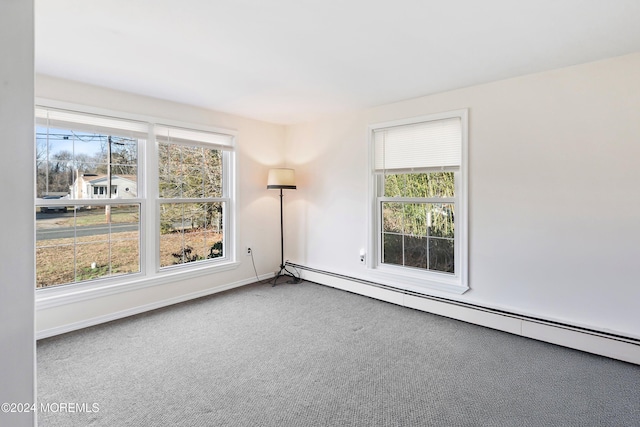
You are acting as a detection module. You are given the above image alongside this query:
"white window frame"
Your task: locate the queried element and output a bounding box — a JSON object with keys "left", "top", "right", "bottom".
{"left": 34, "top": 99, "right": 238, "bottom": 306}
{"left": 35, "top": 105, "right": 148, "bottom": 287}
{"left": 368, "top": 109, "right": 469, "bottom": 295}
{"left": 154, "top": 124, "right": 235, "bottom": 271}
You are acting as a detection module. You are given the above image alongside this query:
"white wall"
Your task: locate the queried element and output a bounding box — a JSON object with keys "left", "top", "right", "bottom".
{"left": 285, "top": 53, "right": 640, "bottom": 340}
{"left": 35, "top": 75, "right": 287, "bottom": 335}
{"left": 0, "top": 0, "right": 35, "bottom": 426}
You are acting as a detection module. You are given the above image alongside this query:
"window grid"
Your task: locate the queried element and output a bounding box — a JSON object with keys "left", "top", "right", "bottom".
{"left": 157, "top": 137, "right": 230, "bottom": 269}
{"left": 379, "top": 197, "right": 456, "bottom": 274}
{"left": 35, "top": 106, "right": 235, "bottom": 289}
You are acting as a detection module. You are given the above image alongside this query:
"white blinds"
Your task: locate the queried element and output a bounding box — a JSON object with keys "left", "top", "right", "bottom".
{"left": 155, "top": 124, "right": 234, "bottom": 151}
{"left": 374, "top": 117, "right": 461, "bottom": 173}
{"left": 35, "top": 107, "right": 149, "bottom": 140}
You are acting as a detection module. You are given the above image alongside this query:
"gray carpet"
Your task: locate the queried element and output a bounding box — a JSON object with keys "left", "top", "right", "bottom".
{"left": 37, "top": 281, "right": 640, "bottom": 426}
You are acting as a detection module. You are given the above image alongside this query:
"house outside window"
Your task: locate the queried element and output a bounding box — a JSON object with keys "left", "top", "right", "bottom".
{"left": 81, "top": 176, "right": 135, "bottom": 198}
{"left": 369, "top": 109, "right": 468, "bottom": 294}
{"left": 35, "top": 106, "right": 236, "bottom": 290}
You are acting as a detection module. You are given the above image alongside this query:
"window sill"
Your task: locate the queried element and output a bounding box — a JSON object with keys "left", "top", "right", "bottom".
{"left": 36, "top": 260, "right": 240, "bottom": 310}
{"left": 369, "top": 264, "right": 468, "bottom": 295}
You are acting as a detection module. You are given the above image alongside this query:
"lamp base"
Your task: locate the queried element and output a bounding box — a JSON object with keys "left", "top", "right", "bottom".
{"left": 272, "top": 264, "right": 301, "bottom": 286}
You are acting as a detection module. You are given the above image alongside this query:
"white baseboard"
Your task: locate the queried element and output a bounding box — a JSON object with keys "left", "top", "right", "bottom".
{"left": 299, "top": 268, "right": 640, "bottom": 365}
{"left": 36, "top": 273, "right": 272, "bottom": 340}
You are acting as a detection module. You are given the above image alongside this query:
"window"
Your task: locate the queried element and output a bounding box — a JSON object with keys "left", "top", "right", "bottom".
{"left": 35, "top": 105, "right": 236, "bottom": 290}
{"left": 35, "top": 107, "right": 145, "bottom": 288}
{"left": 156, "top": 125, "right": 233, "bottom": 268}
{"left": 370, "top": 110, "right": 468, "bottom": 293}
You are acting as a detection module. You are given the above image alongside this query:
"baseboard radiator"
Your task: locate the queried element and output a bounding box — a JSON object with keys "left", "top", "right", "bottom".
{"left": 287, "top": 263, "right": 640, "bottom": 365}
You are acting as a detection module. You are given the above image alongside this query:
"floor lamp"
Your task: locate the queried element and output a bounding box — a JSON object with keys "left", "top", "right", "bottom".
{"left": 267, "top": 168, "right": 300, "bottom": 285}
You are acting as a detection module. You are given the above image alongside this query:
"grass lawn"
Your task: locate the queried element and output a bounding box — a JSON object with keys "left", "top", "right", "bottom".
{"left": 36, "top": 229, "right": 223, "bottom": 288}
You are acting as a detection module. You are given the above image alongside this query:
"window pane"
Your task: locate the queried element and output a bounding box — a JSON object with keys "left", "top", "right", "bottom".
{"left": 35, "top": 204, "right": 140, "bottom": 288}
{"left": 109, "top": 205, "right": 140, "bottom": 276}
{"left": 110, "top": 138, "right": 138, "bottom": 169}
{"left": 380, "top": 201, "right": 456, "bottom": 275}
{"left": 160, "top": 202, "right": 224, "bottom": 268}
{"left": 76, "top": 241, "right": 110, "bottom": 281}
{"left": 158, "top": 143, "right": 182, "bottom": 198}
{"left": 383, "top": 172, "right": 454, "bottom": 198}
{"left": 382, "top": 202, "right": 403, "bottom": 233}
{"left": 424, "top": 172, "right": 454, "bottom": 198}
{"left": 383, "top": 174, "right": 406, "bottom": 197}
{"left": 405, "top": 173, "right": 429, "bottom": 198}
{"left": 74, "top": 215, "right": 109, "bottom": 244}
{"left": 203, "top": 148, "right": 223, "bottom": 198}
{"left": 382, "top": 233, "right": 403, "bottom": 266}
{"left": 36, "top": 127, "right": 78, "bottom": 196}
{"left": 403, "top": 203, "right": 427, "bottom": 236}
{"left": 181, "top": 145, "right": 204, "bottom": 198}
{"left": 404, "top": 235, "right": 428, "bottom": 269}
{"left": 428, "top": 203, "right": 455, "bottom": 238}
{"left": 36, "top": 244, "right": 74, "bottom": 287}
{"left": 158, "top": 142, "right": 222, "bottom": 199}
{"left": 36, "top": 126, "right": 138, "bottom": 200}
{"left": 429, "top": 238, "right": 454, "bottom": 273}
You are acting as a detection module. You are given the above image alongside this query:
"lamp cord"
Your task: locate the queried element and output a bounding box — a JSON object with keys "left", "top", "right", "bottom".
{"left": 249, "top": 250, "right": 261, "bottom": 283}
{"left": 286, "top": 262, "right": 301, "bottom": 281}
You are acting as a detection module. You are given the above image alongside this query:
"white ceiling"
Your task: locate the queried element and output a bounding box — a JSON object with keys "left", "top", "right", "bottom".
{"left": 36, "top": 0, "right": 640, "bottom": 125}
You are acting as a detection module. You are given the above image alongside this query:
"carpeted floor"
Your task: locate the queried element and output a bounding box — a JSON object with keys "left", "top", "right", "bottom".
{"left": 37, "top": 281, "right": 640, "bottom": 426}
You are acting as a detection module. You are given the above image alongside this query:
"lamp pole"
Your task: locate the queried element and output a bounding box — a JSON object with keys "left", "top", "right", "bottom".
{"left": 273, "top": 187, "right": 299, "bottom": 285}
{"left": 267, "top": 168, "right": 300, "bottom": 286}
{"left": 279, "top": 188, "right": 284, "bottom": 270}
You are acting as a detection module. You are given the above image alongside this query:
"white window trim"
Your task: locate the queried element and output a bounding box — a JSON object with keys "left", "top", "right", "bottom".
{"left": 35, "top": 99, "right": 239, "bottom": 308}
{"left": 367, "top": 109, "right": 469, "bottom": 295}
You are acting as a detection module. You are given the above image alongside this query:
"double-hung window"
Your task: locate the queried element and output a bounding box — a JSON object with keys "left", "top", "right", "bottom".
{"left": 35, "top": 105, "right": 237, "bottom": 291}
{"left": 156, "top": 125, "right": 234, "bottom": 268}
{"left": 35, "top": 107, "right": 146, "bottom": 288}
{"left": 370, "top": 110, "right": 468, "bottom": 293}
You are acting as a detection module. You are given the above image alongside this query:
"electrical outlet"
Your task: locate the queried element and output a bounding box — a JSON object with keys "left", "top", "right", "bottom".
{"left": 246, "top": 247, "right": 252, "bottom": 256}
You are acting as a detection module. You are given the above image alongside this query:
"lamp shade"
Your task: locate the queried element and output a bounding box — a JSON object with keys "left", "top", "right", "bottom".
{"left": 267, "top": 168, "right": 296, "bottom": 189}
